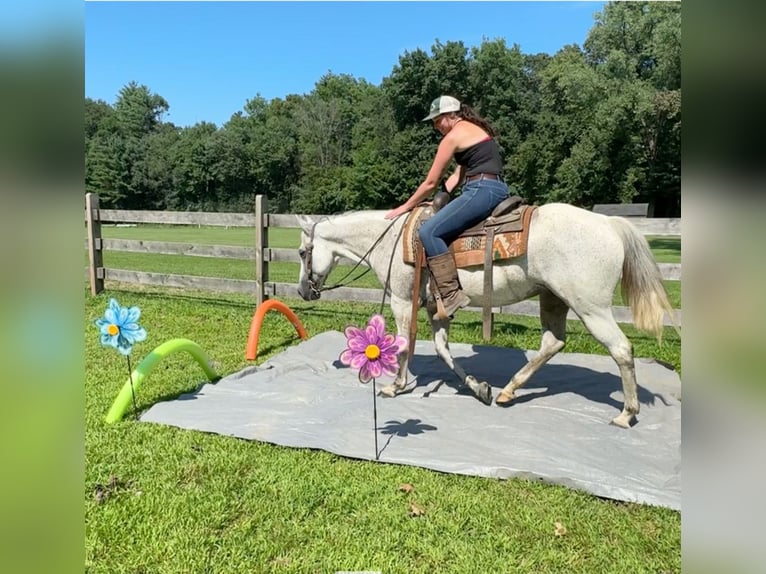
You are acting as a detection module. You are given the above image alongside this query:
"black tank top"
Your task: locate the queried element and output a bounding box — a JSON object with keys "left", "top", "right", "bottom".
{"left": 454, "top": 137, "right": 503, "bottom": 177}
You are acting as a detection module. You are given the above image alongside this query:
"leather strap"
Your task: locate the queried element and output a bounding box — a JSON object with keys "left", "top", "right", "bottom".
{"left": 408, "top": 241, "right": 423, "bottom": 360}
{"left": 482, "top": 227, "right": 495, "bottom": 341}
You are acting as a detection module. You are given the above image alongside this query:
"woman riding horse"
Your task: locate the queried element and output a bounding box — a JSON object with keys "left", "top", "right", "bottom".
{"left": 385, "top": 96, "right": 510, "bottom": 320}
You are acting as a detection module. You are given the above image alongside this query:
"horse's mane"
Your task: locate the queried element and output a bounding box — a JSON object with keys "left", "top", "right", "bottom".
{"left": 321, "top": 209, "right": 388, "bottom": 225}
{"left": 328, "top": 209, "right": 386, "bottom": 217}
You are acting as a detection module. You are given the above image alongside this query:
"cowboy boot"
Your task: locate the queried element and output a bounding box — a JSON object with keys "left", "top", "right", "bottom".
{"left": 427, "top": 252, "right": 471, "bottom": 320}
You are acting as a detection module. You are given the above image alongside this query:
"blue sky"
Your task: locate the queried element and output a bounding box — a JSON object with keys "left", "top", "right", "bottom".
{"left": 85, "top": 1, "right": 607, "bottom": 128}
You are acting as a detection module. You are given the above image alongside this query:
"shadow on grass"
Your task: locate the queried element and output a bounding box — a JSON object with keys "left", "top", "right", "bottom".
{"left": 135, "top": 375, "right": 221, "bottom": 419}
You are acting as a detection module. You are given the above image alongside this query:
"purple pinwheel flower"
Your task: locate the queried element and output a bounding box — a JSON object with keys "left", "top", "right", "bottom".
{"left": 340, "top": 314, "right": 408, "bottom": 383}
{"left": 95, "top": 298, "right": 147, "bottom": 356}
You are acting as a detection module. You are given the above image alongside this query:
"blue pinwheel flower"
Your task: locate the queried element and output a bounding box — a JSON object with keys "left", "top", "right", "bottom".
{"left": 95, "top": 298, "right": 147, "bottom": 355}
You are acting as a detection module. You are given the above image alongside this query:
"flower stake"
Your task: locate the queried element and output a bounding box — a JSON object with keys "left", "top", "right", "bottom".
{"left": 95, "top": 299, "right": 147, "bottom": 419}
{"left": 339, "top": 314, "right": 407, "bottom": 460}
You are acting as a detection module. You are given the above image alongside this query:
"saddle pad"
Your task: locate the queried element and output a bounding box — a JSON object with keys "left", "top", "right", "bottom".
{"left": 402, "top": 204, "right": 537, "bottom": 268}
{"left": 402, "top": 205, "right": 433, "bottom": 264}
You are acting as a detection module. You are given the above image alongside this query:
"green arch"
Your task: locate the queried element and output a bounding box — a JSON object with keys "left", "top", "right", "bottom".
{"left": 105, "top": 338, "right": 219, "bottom": 423}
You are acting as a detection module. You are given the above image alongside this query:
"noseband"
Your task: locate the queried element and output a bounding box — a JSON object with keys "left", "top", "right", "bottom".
{"left": 301, "top": 221, "right": 321, "bottom": 298}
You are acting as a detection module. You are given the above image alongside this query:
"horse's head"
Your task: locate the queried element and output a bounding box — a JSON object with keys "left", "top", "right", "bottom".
{"left": 296, "top": 215, "right": 336, "bottom": 301}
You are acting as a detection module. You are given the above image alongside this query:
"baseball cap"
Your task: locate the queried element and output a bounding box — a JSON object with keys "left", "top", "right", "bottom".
{"left": 422, "top": 95, "right": 461, "bottom": 121}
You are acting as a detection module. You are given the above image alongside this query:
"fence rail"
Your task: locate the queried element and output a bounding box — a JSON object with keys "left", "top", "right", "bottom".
{"left": 95, "top": 209, "right": 257, "bottom": 227}
{"left": 85, "top": 194, "right": 682, "bottom": 332}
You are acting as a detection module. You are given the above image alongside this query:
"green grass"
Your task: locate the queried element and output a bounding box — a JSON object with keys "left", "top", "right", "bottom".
{"left": 86, "top": 287, "right": 680, "bottom": 573}
{"left": 644, "top": 236, "right": 681, "bottom": 264}
{"left": 101, "top": 223, "right": 297, "bottom": 248}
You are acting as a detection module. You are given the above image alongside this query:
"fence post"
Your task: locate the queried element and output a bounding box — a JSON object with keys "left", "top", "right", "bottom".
{"left": 85, "top": 192, "right": 104, "bottom": 295}
{"left": 254, "top": 195, "right": 269, "bottom": 306}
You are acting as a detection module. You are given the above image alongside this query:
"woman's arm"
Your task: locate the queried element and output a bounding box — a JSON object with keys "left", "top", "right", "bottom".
{"left": 443, "top": 165, "right": 464, "bottom": 193}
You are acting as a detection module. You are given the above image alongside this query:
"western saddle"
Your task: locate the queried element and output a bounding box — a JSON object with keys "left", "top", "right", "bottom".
{"left": 402, "top": 193, "right": 537, "bottom": 347}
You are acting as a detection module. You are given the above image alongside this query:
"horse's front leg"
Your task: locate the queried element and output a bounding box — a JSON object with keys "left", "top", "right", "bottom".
{"left": 378, "top": 295, "right": 418, "bottom": 397}
{"left": 427, "top": 308, "right": 493, "bottom": 405}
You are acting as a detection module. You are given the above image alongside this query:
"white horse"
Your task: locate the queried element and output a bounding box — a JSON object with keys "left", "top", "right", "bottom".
{"left": 296, "top": 203, "right": 676, "bottom": 428}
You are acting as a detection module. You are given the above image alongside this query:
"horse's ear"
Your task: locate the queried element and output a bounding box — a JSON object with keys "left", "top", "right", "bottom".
{"left": 295, "top": 215, "right": 314, "bottom": 236}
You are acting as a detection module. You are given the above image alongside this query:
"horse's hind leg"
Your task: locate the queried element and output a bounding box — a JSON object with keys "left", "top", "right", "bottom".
{"left": 496, "top": 291, "right": 568, "bottom": 406}
{"left": 428, "top": 311, "right": 493, "bottom": 405}
{"left": 576, "top": 307, "right": 639, "bottom": 428}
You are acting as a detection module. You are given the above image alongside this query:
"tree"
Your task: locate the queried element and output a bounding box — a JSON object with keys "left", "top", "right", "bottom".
{"left": 113, "top": 81, "right": 169, "bottom": 137}
{"left": 86, "top": 82, "right": 173, "bottom": 208}
{"left": 585, "top": 2, "right": 680, "bottom": 90}
{"left": 583, "top": 2, "right": 681, "bottom": 213}
{"left": 510, "top": 45, "right": 601, "bottom": 204}
{"left": 85, "top": 98, "right": 122, "bottom": 205}
{"left": 86, "top": 130, "right": 124, "bottom": 206}
{"left": 170, "top": 122, "right": 219, "bottom": 210}
{"left": 85, "top": 98, "right": 115, "bottom": 140}
{"left": 143, "top": 123, "right": 180, "bottom": 209}
{"left": 382, "top": 48, "right": 434, "bottom": 129}
{"left": 240, "top": 95, "right": 300, "bottom": 211}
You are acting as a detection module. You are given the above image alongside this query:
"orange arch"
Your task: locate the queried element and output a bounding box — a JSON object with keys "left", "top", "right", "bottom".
{"left": 245, "top": 299, "right": 309, "bottom": 361}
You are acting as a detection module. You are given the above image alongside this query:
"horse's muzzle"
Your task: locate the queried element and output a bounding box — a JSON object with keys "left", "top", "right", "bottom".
{"left": 297, "top": 284, "right": 321, "bottom": 301}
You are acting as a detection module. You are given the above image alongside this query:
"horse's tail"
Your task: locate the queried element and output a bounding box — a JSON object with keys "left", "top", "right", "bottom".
{"left": 608, "top": 216, "right": 680, "bottom": 342}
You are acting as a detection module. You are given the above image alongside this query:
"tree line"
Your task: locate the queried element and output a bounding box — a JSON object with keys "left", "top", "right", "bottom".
{"left": 85, "top": 2, "right": 680, "bottom": 216}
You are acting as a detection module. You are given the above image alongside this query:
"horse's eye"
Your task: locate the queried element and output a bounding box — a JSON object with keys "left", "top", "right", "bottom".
{"left": 298, "top": 248, "right": 306, "bottom": 259}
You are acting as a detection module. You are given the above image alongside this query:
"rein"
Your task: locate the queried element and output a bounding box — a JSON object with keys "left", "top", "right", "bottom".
{"left": 302, "top": 216, "right": 405, "bottom": 313}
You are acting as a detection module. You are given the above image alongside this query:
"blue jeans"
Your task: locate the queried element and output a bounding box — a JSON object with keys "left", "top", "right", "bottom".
{"left": 418, "top": 178, "right": 510, "bottom": 257}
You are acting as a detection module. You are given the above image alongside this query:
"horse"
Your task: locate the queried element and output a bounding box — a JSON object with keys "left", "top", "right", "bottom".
{"left": 295, "top": 203, "right": 677, "bottom": 428}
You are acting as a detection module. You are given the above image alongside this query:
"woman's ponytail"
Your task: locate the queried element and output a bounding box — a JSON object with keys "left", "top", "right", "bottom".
{"left": 458, "top": 104, "right": 496, "bottom": 137}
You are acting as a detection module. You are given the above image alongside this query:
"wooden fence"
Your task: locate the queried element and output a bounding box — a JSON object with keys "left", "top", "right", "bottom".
{"left": 85, "top": 193, "right": 682, "bottom": 332}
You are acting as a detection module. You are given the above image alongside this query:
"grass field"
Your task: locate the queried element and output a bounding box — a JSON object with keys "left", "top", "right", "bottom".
{"left": 85, "top": 224, "right": 681, "bottom": 573}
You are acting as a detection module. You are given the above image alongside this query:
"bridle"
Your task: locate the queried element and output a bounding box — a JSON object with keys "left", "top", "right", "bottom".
{"left": 300, "top": 216, "right": 405, "bottom": 311}
{"left": 300, "top": 221, "right": 323, "bottom": 298}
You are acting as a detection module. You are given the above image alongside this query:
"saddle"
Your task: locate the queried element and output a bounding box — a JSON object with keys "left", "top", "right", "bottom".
{"left": 402, "top": 195, "right": 537, "bottom": 268}
{"left": 401, "top": 194, "right": 538, "bottom": 345}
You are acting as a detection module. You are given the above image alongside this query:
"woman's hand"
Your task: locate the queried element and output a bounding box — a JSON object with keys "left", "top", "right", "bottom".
{"left": 385, "top": 204, "right": 411, "bottom": 220}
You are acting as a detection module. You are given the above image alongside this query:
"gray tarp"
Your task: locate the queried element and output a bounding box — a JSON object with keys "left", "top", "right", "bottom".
{"left": 141, "top": 331, "right": 681, "bottom": 510}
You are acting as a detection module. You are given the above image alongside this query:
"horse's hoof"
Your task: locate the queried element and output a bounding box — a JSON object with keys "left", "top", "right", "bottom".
{"left": 473, "top": 380, "right": 493, "bottom": 405}
{"left": 495, "top": 390, "right": 515, "bottom": 407}
{"left": 464, "top": 376, "right": 492, "bottom": 405}
{"left": 378, "top": 380, "right": 416, "bottom": 398}
{"left": 378, "top": 384, "right": 398, "bottom": 398}
{"left": 477, "top": 384, "right": 493, "bottom": 405}
{"left": 610, "top": 413, "right": 635, "bottom": 429}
